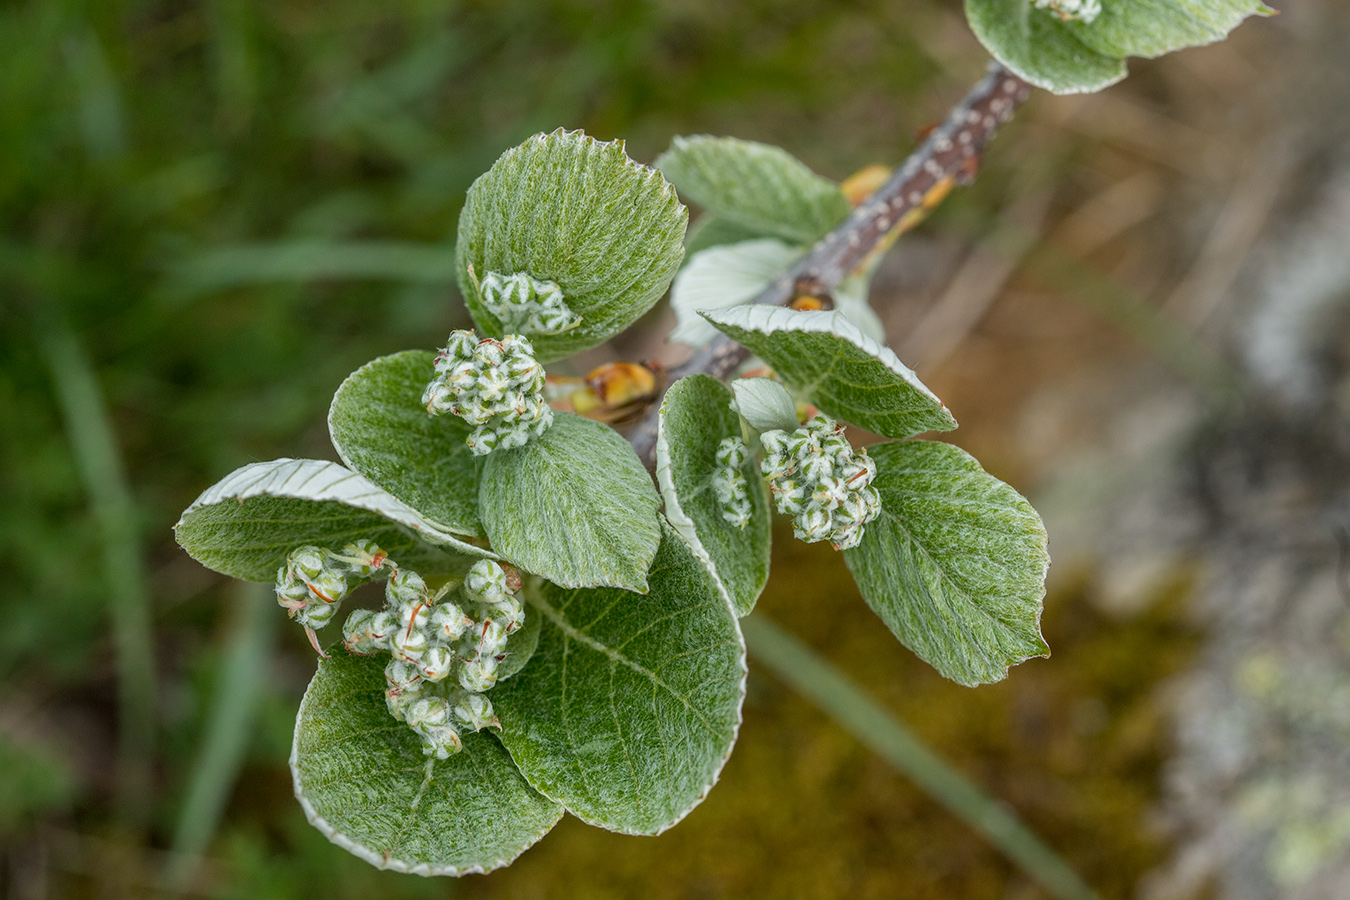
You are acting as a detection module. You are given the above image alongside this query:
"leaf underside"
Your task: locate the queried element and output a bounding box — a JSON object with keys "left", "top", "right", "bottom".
{"left": 702, "top": 306, "right": 956, "bottom": 439}
{"left": 729, "top": 376, "right": 800, "bottom": 435}
{"left": 455, "top": 128, "right": 687, "bottom": 361}
{"left": 656, "top": 375, "right": 772, "bottom": 616}
{"left": 843, "top": 441, "right": 1050, "bottom": 687}
{"left": 478, "top": 412, "right": 662, "bottom": 594}
{"left": 491, "top": 524, "right": 746, "bottom": 835}
{"left": 291, "top": 649, "right": 563, "bottom": 876}
{"left": 329, "top": 350, "right": 484, "bottom": 538}
{"left": 669, "top": 238, "right": 801, "bottom": 348}
{"left": 175, "top": 458, "right": 491, "bottom": 582}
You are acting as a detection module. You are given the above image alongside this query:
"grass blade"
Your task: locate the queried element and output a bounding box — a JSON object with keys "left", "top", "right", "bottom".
{"left": 40, "top": 312, "right": 157, "bottom": 827}
{"left": 742, "top": 614, "right": 1100, "bottom": 900}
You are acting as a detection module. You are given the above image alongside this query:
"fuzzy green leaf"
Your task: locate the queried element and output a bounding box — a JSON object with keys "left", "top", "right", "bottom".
{"left": 843, "top": 441, "right": 1050, "bottom": 687}
{"left": 656, "top": 375, "right": 771, "bottom": 616}
{"left": 328, "top": 350, "right": 484, "bottom": 538}
{"left": 478, "top": 412, "right": 662, "bottom": 593}
{"left": 702, "top": 306, "right": 956, "bottom": 439}
{"left": 1070, "top": 0, "right": 1271, "bottom": 60}
{"left": 175, "top": 458, "right": 493, "bottom": 582}
{"left": 492, "top": 524, "right": 746, "bottom": 834}
{"left": 455, "top": 129, "right": 687, "bottom": 361}
{"left": 291, "top": 649, "right": 563, "bottom": 876}
{"left": 655, "top": 136, "right": 851, "bottom": 245}
{"left": 965, "top": 0, "right": 1127, "bottom": 94}
{"left": 966, "top": 0, "right": 1268, "bottom": 95}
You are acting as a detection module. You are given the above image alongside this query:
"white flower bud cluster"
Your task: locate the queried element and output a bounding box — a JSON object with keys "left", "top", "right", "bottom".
{"left": 711, "top": 437, "right": 752, "bottom": 529}
{"left": 1031, "top": 0, "right": 1101, "bottom": 24}
{"left": 341, "top": 559, "right": 526, "bottom": 759}
{"left": 759, "top": 415, "right": 881, "bottom": 550}
{"left": 275, "top": 540, "right": 389, "bottom": 633}
{"left": 479, "top": 270, "right": 582, "bottom": 335}
{"left": 422, "top": 330, "right": 553, "bottom": 456}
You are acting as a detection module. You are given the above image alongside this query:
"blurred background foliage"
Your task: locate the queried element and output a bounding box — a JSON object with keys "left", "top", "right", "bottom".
{"left": 0, "top": 0, "right": 1321, "bottom": 896}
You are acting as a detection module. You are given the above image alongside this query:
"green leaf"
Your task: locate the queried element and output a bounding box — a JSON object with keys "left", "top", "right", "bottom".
{"left": 671, "top": 239, "right": 884, "bottom": 347}
{"left": 175, "top": 458, "right": 493, "bottom": 582}
{"left": 455, "top": 129, "right": 687, "bottom": 361}
{"left": 702, "top": 306, "right": 957, "bottom": 439}
{"left": 964, "top": 0, "right": 1127, "bottom": 94}
{"left": 328, "top": 350, "right": 483, "bottom": 538}
{"left": 478, "top": 412, "right": 662, "bottom": 593}
{"left": 843, "top": 441, "right": 1050, "bottom": 687}
{"left": 655, "top": 136, "right": 850, "bottom": 245}
{"left": 656, "top": 375, "right": 771, "bottom": 616}
{"left": 1069, "top": 0, "right": 1270, "bottom": 60}
{"left": 492, "top": 524, "right": 746, "bottom": 834}
{"left": 291, "top": 649, "right": 563, "bottom": 875}
{"left": 730, "top": 376, "right": 799, "bottom": 435}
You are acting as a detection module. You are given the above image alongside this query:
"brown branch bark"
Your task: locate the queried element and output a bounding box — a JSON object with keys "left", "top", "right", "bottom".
{"left": 629, "top": 62, "right": 1031, "bottom": 466}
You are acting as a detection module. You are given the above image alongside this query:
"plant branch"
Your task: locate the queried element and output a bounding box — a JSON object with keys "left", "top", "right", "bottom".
{"left": 630, "top": 61, "right": 1031, "bottom": 466}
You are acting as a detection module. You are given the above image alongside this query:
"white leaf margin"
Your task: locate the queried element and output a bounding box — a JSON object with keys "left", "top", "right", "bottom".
{"left": 653, "top": 420, "right": 734, "bottom": 615}
{"left": 288, "top": 704, "right": 562, "bottom": 877}
{"left": 701, "top": 305, "right": 945, "bottom": 411}
{"left": 177, "top": 457, "right": 495, "bottom": 561}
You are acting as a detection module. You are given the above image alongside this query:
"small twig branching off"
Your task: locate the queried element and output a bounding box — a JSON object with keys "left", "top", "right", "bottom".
{"left": 630, "top": 62, "right": 1031, "bottom": 466}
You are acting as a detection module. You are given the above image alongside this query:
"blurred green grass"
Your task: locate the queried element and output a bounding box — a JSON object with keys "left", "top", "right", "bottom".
{"left": 0, "top": 1, "right": 1194, "bottom": 896}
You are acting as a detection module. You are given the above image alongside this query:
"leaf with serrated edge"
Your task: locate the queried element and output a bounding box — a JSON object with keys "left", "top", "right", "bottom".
{"left": 729, "top": 376, "right": 799, "bottom": 434}
{"left": 657, "top": 375, "right": 771, "bottom": 616}
{"left": 478, "top": 412, "right": 661, "bottom": 593}
{"left": 455, "top": 129, "right": 687, "bottom": 362}
{"left": 843, "top": 441, "right": 1050, "bottom": 687}
{"left": 291, "top": 649, "right": 563, "bottom": 876}
{"left": 965, "top": 0, "right": 1127, "bottom": 95}
{"left": 175, "top": 458, "right": 493, "bottom": 582}
{"left": 1068, "top": 0, "right": 1269, "bottom": 60}
{"left": 329, "top": 350, "right": 484, "bottom": 538}
{"left": 655, "top": 136, "right": 850, "bottom": 245}
{"left": 702, "top": 306, "right": 956, "bottom": 439}
{"left": 492, "top": 523, "right": 746, "bottom": 834}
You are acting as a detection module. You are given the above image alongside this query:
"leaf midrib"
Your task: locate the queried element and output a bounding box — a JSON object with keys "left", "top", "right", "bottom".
{"left": 528, "top": 588, "right": 724, "bottom": 738}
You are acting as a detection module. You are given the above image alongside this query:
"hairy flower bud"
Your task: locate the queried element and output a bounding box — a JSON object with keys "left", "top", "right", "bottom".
{"left": 423, "top": 330, "right": 553, "bottom": 455}
{"left": 478, "top": 270, "right": 582, "bottom": 335}
{"left": 711, "top": 436, "right": 753, "bottom": 528}
{"left": 275, "top": 542, "right": 391, "bottom": 632}
{"left": 760, "top": 415, "right": 881, "bottom": 550}
{"left": 317, "top": 555, "right": 529, "bottom": 757}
